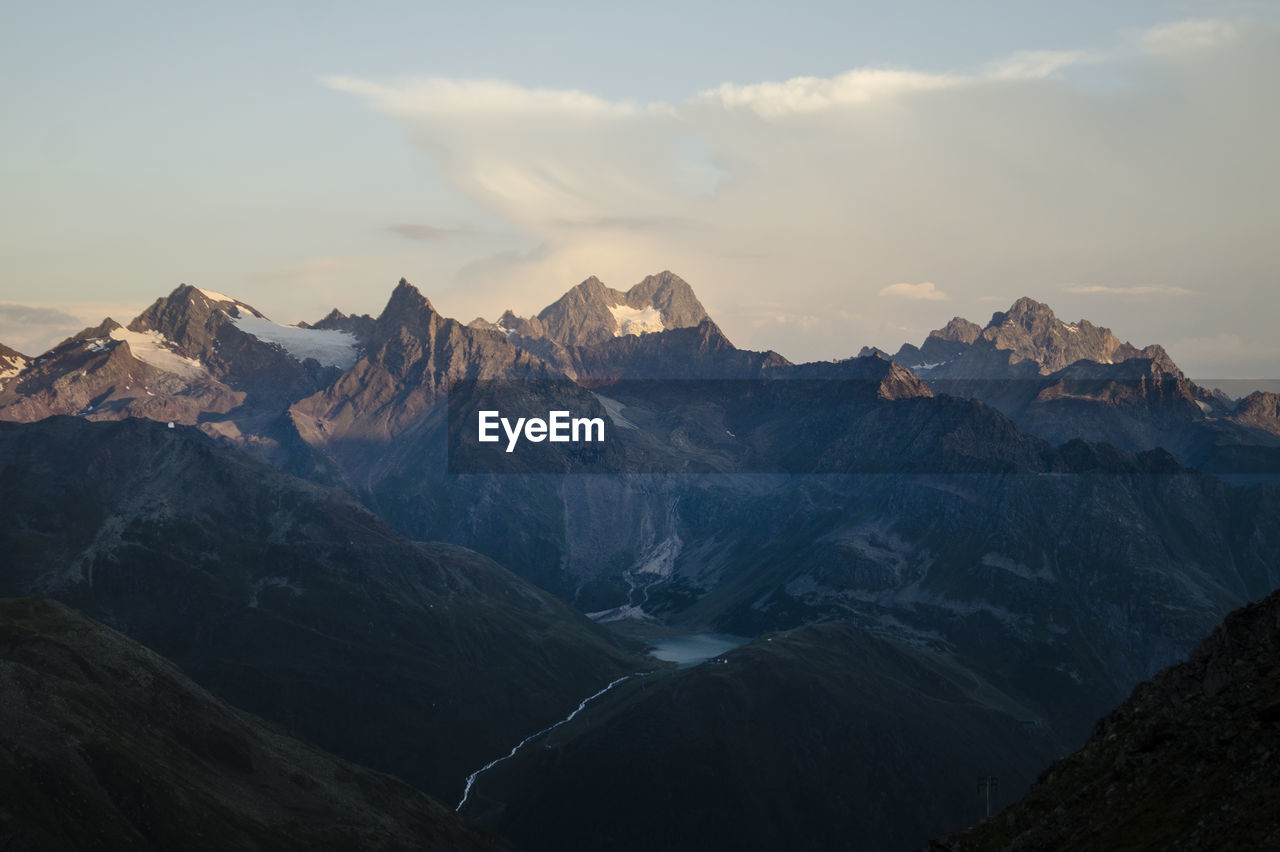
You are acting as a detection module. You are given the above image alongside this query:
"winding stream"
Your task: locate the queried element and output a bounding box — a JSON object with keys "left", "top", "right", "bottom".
{"left": 456, "top": 674, "right": 635, "bottom": 811}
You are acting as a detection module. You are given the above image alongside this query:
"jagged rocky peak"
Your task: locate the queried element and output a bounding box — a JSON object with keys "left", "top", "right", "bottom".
{"left": 877, "top": 360, "right": 934, "bottom": 399}
{"left": 125, "top": 283, "right": 269, "bottom": 361}
{"left": 890, "top": 317, "right": 982, "bottom": 368}
{"left": 491, "top": 308, "right": 545, "bottom": 339}
{"left": 494, "top": 270, "right": 711, "bottom": 348}
{"left": 934, "top": 316, "right": 982, "bottom": 345}
{"left": 131, "top": 283, "right": 265, "bottom": 331}
{"left": 894, "top": 296, "right": 1179, "bottom": 377}
{"left": 308, "top": 306, "right": 377, "bottom": 347}
{"left": 1232, "top": 391, "right": 1280, "bottom": 436}
{"left": 375, "top": 278, "right": 438, "bottom": 330}
{"left": 623, "top": 270, "right": 710, "bottom": 329}
{"left": 305, "top": 307, "right": 348, "bottom": 327}
{"left": 982, "top": 297, "right": 1174, "bottom": 375}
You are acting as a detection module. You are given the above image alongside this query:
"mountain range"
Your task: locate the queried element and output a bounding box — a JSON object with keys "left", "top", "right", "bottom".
{"left": 2, "top": 272, "right": 1279, "bottom": 849}
{"left": 865, "top": 297, "right": 1280, "bottom": 473}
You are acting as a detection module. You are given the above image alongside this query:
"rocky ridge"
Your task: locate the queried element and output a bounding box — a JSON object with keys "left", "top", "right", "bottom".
{"left": 878, "top": 298, "right": 1279, "bottom": 469}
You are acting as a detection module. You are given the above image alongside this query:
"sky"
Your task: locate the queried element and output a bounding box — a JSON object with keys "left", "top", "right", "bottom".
{"left": 2, "top": 1, "right": 1277, "bottom": 381}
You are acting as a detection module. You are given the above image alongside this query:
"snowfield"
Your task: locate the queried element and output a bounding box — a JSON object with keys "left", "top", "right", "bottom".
{"left": 108, "top": 328, "right": 207, "bottom": 378}
{"left": 231, "top": 314, "right": 359, "bottom": 369}
{"left": 608, "top": 303, "right": 665, "bottom": 336}
{"left": 0, "top": 356, "right": 28, "bottom": 381}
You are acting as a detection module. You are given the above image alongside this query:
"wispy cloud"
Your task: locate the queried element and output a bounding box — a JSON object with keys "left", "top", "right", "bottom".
{"left": 0, "top": 304, "right": 81, "bottom": 326}
{"left": 323, "top": 76, "right": 656, "bottom": 118}
{"left": 879, "top": 282, "right": 948, "bottom": 301}
{"left": 0, "top": 303, "right": 84, "bottom": 354}
{"left": 386, "top": 223, "right": 477, "bottom": 241}
{"left": 325, "top": 16, "right": 1280, "bottom": 372}
{"left": 0, "top": 302, "right": 138, "bottom": 357}
{"left": 1140, "top": 19, "right": 1240, "bottom": 56}
{"left": 985, "top": 49, "right": 1094, "bottom": 80}
{"left": 693, "top": 69, "right": 961, "bottom": 117}
{"left": 1063, "top": 285, "right": 1194, "bottom": 296}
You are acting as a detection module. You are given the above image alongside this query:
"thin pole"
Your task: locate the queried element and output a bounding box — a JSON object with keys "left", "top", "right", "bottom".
{"left": 977, "top": 775, "right": 999, "bottom": 818}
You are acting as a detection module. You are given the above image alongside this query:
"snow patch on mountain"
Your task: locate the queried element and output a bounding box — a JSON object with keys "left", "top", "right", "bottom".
{"left": 635, "top": 531, "right": 682, "bottom": 577}
{"left": 585, "top": 603, "right": 652, "bottom": 623}
{"left": 0, "top": 356, "right": 28, "bottom": 380}
{"left": 231, "top": 314, "right": 359, "bottom": 369}
{"left": 197, "top": 288, "right": 237, "bottom": 303}
{"left": 108, "top": 328, "right": 207, "bottom": 378}
{"left": 608, "top": 303, "right": 665, "bottom": 336}
{"left": 592, "top": 393, "right": 638, "bottom": 430}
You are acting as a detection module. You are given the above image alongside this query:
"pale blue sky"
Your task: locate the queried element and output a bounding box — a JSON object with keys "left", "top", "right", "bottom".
{"left": 3, "top": 1, "right": 1277, "bottom": 379}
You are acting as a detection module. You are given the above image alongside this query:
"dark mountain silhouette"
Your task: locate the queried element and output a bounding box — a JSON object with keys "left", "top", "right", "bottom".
{"left": 0, "top": 597, "right": 511, "bottom": 851}
{"left": 931, "top": 585, "right": 1280, "bottom": 851}
{"left": 467, "top": 620, "right": 1064, "bottom": 852}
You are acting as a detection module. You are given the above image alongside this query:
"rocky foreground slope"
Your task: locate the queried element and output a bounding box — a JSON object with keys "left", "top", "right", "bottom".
{"left": 930, "top": 586, "right": 1280, "bottom": 851}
